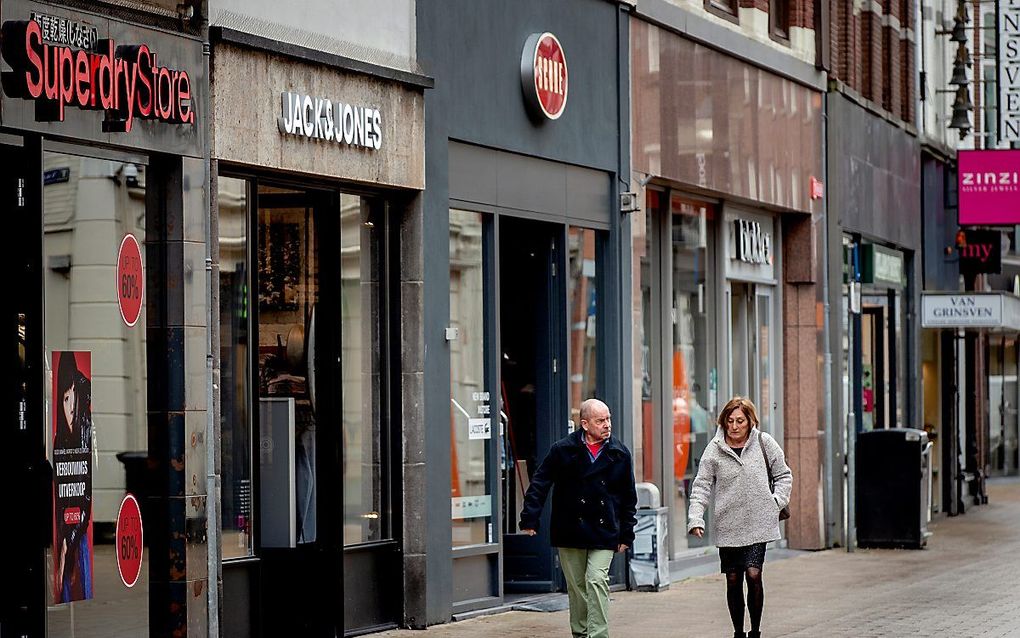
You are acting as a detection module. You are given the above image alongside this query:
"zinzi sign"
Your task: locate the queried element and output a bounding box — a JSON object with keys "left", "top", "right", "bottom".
{"left": 957, "top": 150, "right": 1020, "bottom": 225}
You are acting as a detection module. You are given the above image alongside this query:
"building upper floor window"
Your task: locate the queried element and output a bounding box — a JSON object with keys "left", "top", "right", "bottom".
{"left": 705, "top": 0, "right": 739, "bottom": 22}
{"left": 770, "top": 0, "right": 791, "bottom": 42}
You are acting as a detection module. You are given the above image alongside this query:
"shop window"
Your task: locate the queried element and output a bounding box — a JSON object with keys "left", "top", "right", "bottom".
{"left": 218, "top": 175, "right": 253, "bottom": 559}
{"left": 449, "top": 209, "right": 493, "bottom": 547}
{"left": 568, "top": 227, "right": 599, "bottom": 424}
{"left": 636, "top": 191, "right": 659, "bottom": 485}
{"left": 670, "top": 195, "right": 714, "bottom": 557}
{"left": 770, "top": 0, "right": 791, "bottom": 43}
{"left": 43, "top": 151, "right": 149, "bottom": 631}
{"left": 340, "top": 193, "right": 389, "bottom": 546}
{"left": 219, "top": 176, "right": 394, "bottom": 556}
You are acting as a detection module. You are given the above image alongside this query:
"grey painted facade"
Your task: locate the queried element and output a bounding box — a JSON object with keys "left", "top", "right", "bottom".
{"left": 416, "top": 0, "right": 630, "bottom": 625}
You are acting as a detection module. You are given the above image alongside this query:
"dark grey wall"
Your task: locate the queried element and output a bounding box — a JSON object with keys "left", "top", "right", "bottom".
{"left": 921, "top": 155, "right": 960, "bottom": 292}
{"left": 827, "top": 94, "right": 921, "bottom": 250}
{"left": 418, "top": 0, "right": 621, "bottom": 172}
{"left": 417, "top": 0, "right": 626, "bottom": 625}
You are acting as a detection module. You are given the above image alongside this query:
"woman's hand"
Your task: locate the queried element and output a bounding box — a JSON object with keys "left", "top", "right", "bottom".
{"left": 690, "top": 527, "right": 705, "bottom": 538}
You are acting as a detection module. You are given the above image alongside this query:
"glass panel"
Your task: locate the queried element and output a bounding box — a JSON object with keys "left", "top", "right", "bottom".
{"left": 635, "top": 191, "right": 658, "bottom": 484}
{"left": 449, "top": 209, "right": 492, "bottom": 547}
{"left": 43, "top": 152, "right": 149, "bottom": 634}
{"left": 257, "top": 184, "right": 319, "bottom": 545}
{"left": 341, "top": 194, "right": 387, "bottom": 545}
{"left": 670, "top": 196, "right": 711, "bottom": 555}
{"left": 757, "top": 292, "right": 773, "bottom": 433}
{"left": 218, "top": 176, "right": 253, "bottom": 559}
{"left": 568, "top": 227, "right": 598, "bottom": 424}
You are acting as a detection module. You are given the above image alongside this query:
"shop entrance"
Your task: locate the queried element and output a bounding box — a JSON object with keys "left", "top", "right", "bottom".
{"left": 728, "top": 282, "right": 779, "bottom": 434}
{"left": 499, "top": 217, "right": 567, "bottom": 593}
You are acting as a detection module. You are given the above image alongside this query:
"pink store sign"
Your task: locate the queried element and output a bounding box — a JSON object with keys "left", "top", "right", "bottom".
{"left": 958, "top": 150, "right": 1020, "bottom": 225}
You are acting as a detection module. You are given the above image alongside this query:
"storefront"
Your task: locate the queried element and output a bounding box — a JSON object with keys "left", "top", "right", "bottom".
{"left": 921, "top": 293, "right": 1020, "bottom": 504}
{"left": 1, "top": 1, "right": 208, "bottom": 636}
{"left": 417, "top": 0, "right": 629, "bottom": 624}
{"left": 629, "top": 17, "right": 827, "bottom": 555}
{"left": 826, "top": 93, "right": 922, "bottom": 546}
{"left": 208, "top": 27, "right": 429, "bottom": 638}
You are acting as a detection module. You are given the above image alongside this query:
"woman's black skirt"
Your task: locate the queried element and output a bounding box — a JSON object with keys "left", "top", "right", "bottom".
{"left": 719, "top": 542, "right": 767, "bottom": 573}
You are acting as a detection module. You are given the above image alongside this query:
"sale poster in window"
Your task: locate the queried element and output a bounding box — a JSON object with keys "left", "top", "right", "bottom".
{"left": 52, "top": 351, "right": 94, "bottom": 603}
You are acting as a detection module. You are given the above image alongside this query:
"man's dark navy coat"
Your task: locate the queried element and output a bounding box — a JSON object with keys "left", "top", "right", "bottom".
{"left": 519, "top": 428, "right": 638, "bottom": 550}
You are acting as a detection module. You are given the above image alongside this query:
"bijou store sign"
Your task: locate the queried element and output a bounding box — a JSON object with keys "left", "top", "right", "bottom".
{"left": 278, "top": 91, "right": 382, "bottom": 150}
{"left": 733, "top": 218, "right": 772, "bottom": 266}
{"left": 0, "top": 14, "right": 196, "bottom": 131}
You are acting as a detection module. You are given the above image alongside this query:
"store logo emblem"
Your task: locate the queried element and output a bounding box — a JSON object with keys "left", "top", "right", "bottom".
{"left": 521, "top": 32, "right": 567, "bottom": 120}
{"left": 0, "top": 17, "right": 195, "bottom": 130}
{"left": 734, "top": 219, "right": 772, "bottom": 266}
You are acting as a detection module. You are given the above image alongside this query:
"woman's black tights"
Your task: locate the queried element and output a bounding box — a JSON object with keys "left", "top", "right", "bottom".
{"left": 725, "top": 568, "right": 764, "bottom": 633}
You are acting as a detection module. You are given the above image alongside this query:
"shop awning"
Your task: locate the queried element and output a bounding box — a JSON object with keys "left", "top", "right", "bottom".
{"left": 921, "top": 292, "right": 1020, "bottom": 332}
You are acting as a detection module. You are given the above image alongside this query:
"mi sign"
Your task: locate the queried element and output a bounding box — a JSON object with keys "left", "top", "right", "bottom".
{"left": 1000, "top": 0, "right": 1020, "bottom": 141}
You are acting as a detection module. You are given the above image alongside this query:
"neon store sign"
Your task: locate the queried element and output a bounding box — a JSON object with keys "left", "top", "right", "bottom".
{"left": 1, "top": 16, "right": 196, "bottom": 131}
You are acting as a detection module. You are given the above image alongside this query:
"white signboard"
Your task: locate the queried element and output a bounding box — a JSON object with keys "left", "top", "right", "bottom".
{"left": 452, "top": 495, "right": 492, "bottom": 519}
{"left": 999, "top": 0, "right": 1020, "bottom": 141}
{"left": 468, "top": 417, "right": 491, "bottom": 440}
{"left": 921, "top": 294, "right": 1001, "bottom": 328}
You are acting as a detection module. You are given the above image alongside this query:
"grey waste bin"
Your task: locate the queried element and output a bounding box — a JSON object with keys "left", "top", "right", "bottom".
{"left": 629, "top": 482, "right": 669, "bottom": 591}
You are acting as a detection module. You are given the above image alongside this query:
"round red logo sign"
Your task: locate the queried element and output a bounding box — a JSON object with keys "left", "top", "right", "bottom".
{"left": 117, "top": 234, "right": 144, "bottom": 327}
{"left": 116, "top": 494, "right": 144, "bottom": 588}
{"left": 521, "top": 32, "right": 568, "bottom": 120}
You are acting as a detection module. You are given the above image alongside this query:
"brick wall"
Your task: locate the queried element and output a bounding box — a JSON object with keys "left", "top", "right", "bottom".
{"left": 830, "top": 0, "right": 915, "bottom": 126}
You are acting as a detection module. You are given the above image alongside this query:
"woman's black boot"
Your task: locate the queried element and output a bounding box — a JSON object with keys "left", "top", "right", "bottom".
{"left": 733, "top": 632, "right": 746, "bottom": 638}
{"left": 747, "top": 631, "right": 761, "bottom": 638}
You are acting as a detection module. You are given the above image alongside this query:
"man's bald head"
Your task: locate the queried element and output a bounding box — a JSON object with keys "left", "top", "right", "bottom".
{"left": 579, "top": 398, "right": 609, "bottom": 421}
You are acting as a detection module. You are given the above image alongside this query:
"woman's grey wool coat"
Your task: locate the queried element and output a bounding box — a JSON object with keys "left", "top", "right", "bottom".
{"left": 687, "top": 428, "right": 793, "bottom": 548}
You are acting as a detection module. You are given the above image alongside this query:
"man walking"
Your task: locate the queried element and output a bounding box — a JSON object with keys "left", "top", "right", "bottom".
{"left": 520, "top": 398, "right": 638, "bottom": 638}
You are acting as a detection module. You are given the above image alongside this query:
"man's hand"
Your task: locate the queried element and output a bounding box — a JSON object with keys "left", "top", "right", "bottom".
{"left": 690, "top": 527, "right": 704, "bottom": 538}
{"left": 521, "top": 528, "right": 537, "bottom": 536}
{"left": 616, "top": 544, "right": 628, "bottom": 553}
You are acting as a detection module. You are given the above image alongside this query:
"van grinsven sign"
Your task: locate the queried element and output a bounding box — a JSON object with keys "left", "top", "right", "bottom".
{"left": 920, "top": 293, "right": 1020, "bottom": 329}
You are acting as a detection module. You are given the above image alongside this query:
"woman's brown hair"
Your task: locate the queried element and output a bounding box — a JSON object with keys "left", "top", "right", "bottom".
{"left": 716, "top": 396, "right": 760, "bottom": 429}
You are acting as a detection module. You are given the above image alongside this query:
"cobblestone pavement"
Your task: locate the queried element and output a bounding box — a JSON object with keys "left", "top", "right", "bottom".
{"left": 376, "top": 478, "right": 1020, "bottom": 637}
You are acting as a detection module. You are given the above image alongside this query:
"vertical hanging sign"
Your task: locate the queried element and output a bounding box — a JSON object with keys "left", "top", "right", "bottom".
{"left": 52, "top": 350, "right": 94, "bottom": 603}
{"left": 117, "top": 233, "right": 144, "bottom": 327}
{"left": 1000, "top": 0, "right": 1020, "bottom": 140}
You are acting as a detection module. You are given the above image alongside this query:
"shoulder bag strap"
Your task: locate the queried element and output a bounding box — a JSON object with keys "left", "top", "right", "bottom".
{"left": 759, "top": 430, "right": 775, "bottom": 491}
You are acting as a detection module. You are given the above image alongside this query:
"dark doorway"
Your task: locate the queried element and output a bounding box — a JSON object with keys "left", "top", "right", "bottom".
{"left": 499, "top": 217, "right": 566, "bottom": 593}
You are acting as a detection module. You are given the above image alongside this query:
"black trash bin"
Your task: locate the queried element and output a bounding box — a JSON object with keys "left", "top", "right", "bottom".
{"left": 116, "top": 451, "right": 155, "bottom": 535}
{"left": 856, "top": 428, "right": 932, "bottom": 549}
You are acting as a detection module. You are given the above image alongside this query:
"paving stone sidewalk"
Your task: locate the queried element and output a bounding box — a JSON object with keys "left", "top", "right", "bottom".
{"left": 376, "top": 478, "right": 1020, "bottom": 637}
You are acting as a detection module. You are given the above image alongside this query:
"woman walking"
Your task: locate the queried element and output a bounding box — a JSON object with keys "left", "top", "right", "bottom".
{"left": 688, "top": 397, "right": 792, "bottom": 638}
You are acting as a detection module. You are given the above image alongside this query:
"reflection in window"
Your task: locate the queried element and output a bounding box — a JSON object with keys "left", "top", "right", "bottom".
{"left": 637, "top": 191, "right": 658, "bottom": 485}
{"left": 671, "top": 196, "right": 712, "bottom": 557}
{"left": 568, "top": 227, "right": 598, "bottom": 426}
{"left": 257, "top": 184, "right": 319, "bottom": 545}
{"left": 342, "top": 194, "right": 388, "bottom": 546}
{"left": 43, "top": 152, "right": 149, "bottom": 633}
{"left": 449, "top": 210, "right": 492, "bottom": 547}
{"left": 218, "top": 175, "right": 252, "bottom": 559}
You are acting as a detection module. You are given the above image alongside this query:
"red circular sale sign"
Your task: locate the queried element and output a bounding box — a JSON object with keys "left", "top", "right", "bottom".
{"left": 116, "top": 494, "right": 144, "bottom": 588}
{"left": 117, "top": 234, "right": 144, "bottom": 327}
{"left": 521, "top": 32, "right": 568, "bottom": 120}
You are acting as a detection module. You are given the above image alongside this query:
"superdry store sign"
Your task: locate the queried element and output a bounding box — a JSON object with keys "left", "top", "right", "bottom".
{"left": 521, "top": 32, "right": 567, "bottom": 120}
{"left": 0, "top": 1, "right": 204, "bottom": 157}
